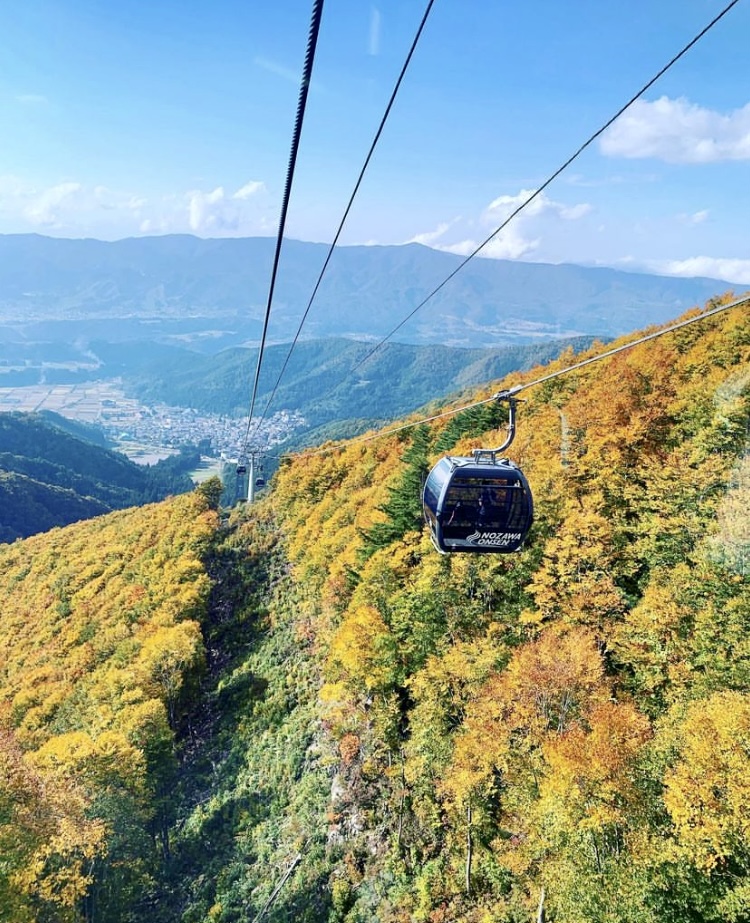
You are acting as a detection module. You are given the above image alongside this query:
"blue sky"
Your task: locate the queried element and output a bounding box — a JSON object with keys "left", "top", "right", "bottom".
{"left": 1, "top": 0, "right": 749, "bottom": 282}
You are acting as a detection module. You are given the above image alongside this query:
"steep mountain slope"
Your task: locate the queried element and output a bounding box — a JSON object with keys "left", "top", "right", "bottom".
{"left": 240, "top": 295, "right": 749, "bottom": 923}
{"left": 0, "top": 470, "right": 111, "bottom": 541}
{"left": 0, "top": 411, "right": 195, "bottom": 541}
{"left": 0, "top": 486, "right": 221, "bottom": 921}
{"left": 0, "top": 297, "right": 748, "bottom": 923}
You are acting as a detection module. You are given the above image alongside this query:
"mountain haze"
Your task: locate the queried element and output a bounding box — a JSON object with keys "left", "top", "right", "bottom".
{"left": 0, "top": 233, "right": 741, "bottom": 350}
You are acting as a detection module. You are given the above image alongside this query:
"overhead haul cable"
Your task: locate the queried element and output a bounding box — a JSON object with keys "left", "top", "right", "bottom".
{"left": 247, "top": 0, "right": 437, "bottom": 443}
{"left": 287, "top": 294, "right": 749, "bottom": 457}
{"left": 240, "top": 0, "right": 325, "bottom": 461}
{"left": 346, "top": 0, "right": 742, "bottom": 376}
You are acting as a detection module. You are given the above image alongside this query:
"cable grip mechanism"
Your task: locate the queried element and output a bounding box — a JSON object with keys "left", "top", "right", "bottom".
{"left": 472, "top": 386, "right": 524, "bottom": 462}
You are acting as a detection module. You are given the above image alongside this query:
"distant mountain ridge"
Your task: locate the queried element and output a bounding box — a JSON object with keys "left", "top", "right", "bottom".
{"left": 0, "top": 233, "right": 741, "bottom": 349}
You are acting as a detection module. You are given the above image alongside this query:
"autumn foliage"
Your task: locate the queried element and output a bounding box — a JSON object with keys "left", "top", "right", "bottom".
{"left": 0, "top": 296, "right": 748, "bottom": 923}
{"left": 267, "top": 295, "right": 750, "bottom": 922}
{"left": 0, "top": 489, "right": 217, "bottom": 921}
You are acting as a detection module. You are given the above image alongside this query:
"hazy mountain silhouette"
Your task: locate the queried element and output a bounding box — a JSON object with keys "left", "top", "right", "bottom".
{"left": 0, "top": 233, "right": 741, "bottom": 349}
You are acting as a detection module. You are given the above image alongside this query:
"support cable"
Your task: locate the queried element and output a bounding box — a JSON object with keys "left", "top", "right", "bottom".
{"left": 240, "top": 0, "right": 325, "bottom": 460}
{"left": 251, "top": 852, "right": 302, "bottom": 923}
{"left": 346, "top": 0, "right": 742, "bottom": 376}
{"left": 249, "top": 0, "right": 437, "bottom": 440}
{"left": 285, "top": 294, "right": 748, "bottom": 458}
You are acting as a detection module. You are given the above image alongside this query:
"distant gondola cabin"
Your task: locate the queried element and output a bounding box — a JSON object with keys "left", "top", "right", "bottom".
{"left": 423, "top": 455, "right": 533, "bottom": 553}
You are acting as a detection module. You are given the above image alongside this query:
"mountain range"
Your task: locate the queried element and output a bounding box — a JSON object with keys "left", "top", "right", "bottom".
{"left": 126, "top": 335, "right": 598, "bottom": 430}
{"left": 0, "top": 233, "right": 742, "bottom": 353}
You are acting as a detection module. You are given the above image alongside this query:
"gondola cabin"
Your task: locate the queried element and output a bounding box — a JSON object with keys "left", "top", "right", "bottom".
{"left": 423, "top": 452, "right": 533, "bottom": 553}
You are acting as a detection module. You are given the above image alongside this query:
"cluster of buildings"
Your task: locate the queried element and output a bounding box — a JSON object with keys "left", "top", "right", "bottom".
{"left": 0, "top": 381, "right": 306, "bottom": 461}
{"left": 98, "top": 401, "right": 306, "bottom": 459}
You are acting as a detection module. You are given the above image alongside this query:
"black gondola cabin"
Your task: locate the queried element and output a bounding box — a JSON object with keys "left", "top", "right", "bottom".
{"left": 423, "top": 453, "right": 533, "bottom": 553}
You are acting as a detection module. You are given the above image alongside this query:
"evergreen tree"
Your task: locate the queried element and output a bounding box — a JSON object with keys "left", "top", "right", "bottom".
{"left": 360, "top": 425, "right": 432, "bottom": 557}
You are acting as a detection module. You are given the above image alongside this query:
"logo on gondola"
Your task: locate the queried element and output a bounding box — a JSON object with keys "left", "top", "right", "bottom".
{"left": 466, "top": 530, "right": 522, "bottom": 546}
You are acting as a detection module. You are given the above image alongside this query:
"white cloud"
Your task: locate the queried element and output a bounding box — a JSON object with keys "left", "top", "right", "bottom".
{"left": 483, "top": 189, "right": 591, "bottom": 225}
{"left": 0, "top": 176, "right": 269, "bottom": 238}
{"left": 91, "top": 186, "right": 148, "bottom": 213}
{"left": 600, "top": 96, "right": 750, "bottom": 163}
{"left": 442, "top": 230, "right": 541, "bottom": 261}
{"left": 405, "top": 220, "right": 456, "bottom": 246}
{"left": 678, "top": 209, "right": 709, "bottom": 226}
{"left": 186, "top": 181, "right": 268, "bottom": 233}
{"left": 25, "top": 182, "right": 83, "bottom": 227}
{"left": 655, "top": 256, "right": 750, "bottom": 284}
{"left": 188, "top": 186, "right": 225, "bottom": 232}
{"left": 406, "top": 188, "right": 591, "bottom": 261}
{"left": 559, "top": 202, "right": 592, "bottom": 220}
{"left": 233, "top": 180, "right": 265, "bottom": 200}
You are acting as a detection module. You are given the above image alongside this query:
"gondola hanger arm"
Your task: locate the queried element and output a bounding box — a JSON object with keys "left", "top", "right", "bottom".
{"left": 473, "top": 387, "right": 525, "bottom": 460}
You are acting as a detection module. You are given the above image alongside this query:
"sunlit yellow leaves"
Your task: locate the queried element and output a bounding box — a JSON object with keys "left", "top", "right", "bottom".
{"left": 663, "top": 691, "right": 750, "bottom": 870}
{"left": 541, "top": 700, "right": 651, "bottom": 831}
{"left": 499, "top": 625, "right": 608, "bottom": 736}
{"left": 135, "top": 620, "right": 204, "bottom": 722}
{"left": 444, "top": 626, "right": 608, "bottom": 809}
{"left": 405, "top": 635, "right": 501, "bottom": 789}
{"left": 0, "top": 490, "right": 215, "bottom": 740}
{"left": 0, "top": 487, "right": 218, "bottom": 918}
{"left": 328, "top": 604, "right": 395, "bottom": 693}
{"left": 529, "top": 506, "right": 626, "bottom": 629}
{"left": 614, "top": 554, "right": 750, "bottom": 708}
{"left": 0, "top": 726, "right": 108, "bottom": 919}
{"left": 248, "top": 301, "right": 750, "bottom": 920}
{"left": 612, "top": 573, "right": 694, "bottom": 700}
{"left": 18, "top": 815, "right": 107, "bottom": 911}
{"left": 31, "top": 729, "right": 147, "bottom": 796}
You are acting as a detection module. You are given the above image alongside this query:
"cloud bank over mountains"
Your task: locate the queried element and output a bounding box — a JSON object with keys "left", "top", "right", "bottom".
{"left": 0, "top": 176, "right": 270, "bottom": 238}
{"left": 1, "top": 91, "right": 748, "bottom": 281}
{"left": 407, "top": 190, "right": 592, "bottom": 261}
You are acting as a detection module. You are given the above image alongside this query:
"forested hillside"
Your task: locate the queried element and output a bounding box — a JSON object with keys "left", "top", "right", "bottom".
{"left": 0, "top": 412, "right": 196, "bottom": 541}
{"left": 126, "top": 336, "right": 596, "bottom": 430}
{"left": 0, "top": 486, "right": 221, "bottom": 921}
{"left": 0, "top": 295, "right": 748, "bottom": 923}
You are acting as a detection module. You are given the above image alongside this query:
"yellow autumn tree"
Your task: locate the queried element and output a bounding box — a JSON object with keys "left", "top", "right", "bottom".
{"left": 663, "top": 691, "right": 750, "bottom": 871}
